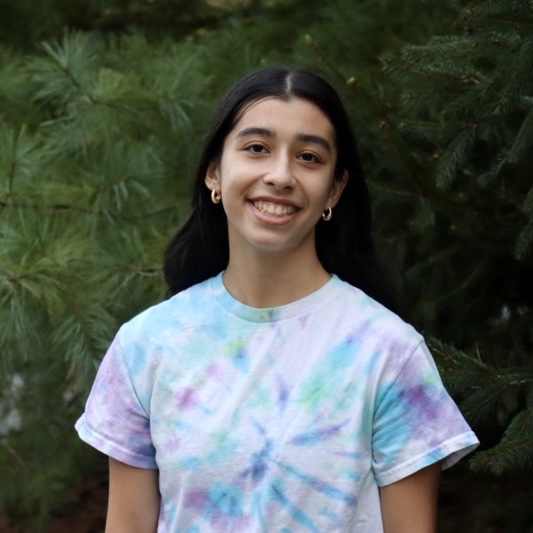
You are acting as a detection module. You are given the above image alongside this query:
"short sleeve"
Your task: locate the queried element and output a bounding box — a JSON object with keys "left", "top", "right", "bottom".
{"left": 372, "top": 341, "right": 478, "bottom": 487}
{"left": 75, "top": 334, "right": 157, "bottom": 469}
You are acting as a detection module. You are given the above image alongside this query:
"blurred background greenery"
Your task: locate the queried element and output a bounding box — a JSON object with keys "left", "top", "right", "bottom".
{"left": 0, "top": 0, "right": 532, "bottom": 530}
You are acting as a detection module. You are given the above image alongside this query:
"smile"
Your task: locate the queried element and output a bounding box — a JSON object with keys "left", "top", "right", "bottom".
{"left": 252, "top": 200, "right": 297, "bottom": 216}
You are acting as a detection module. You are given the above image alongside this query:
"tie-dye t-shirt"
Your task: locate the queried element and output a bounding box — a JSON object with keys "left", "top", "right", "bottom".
{"left": 76, "top": 273, "right": 478, "bottom": 532}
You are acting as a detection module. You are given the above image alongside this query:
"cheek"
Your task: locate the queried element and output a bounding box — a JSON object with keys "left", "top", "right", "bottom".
{"left": 220, "top": 176, "right": 239, "bottom": 197}
{"left": 220, "top": 165, "right": 256, "bottom": 193}
{"left": 316, "top": 179, "right": 337, "bottom": 201}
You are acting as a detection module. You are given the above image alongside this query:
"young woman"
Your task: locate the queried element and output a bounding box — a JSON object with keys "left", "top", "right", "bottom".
{"left": 76, "top": 66, "right": 478, "bottom": 532}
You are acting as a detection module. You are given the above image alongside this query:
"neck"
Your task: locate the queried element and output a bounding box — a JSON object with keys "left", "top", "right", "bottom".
{"left": 223, "top": 248, "right": 331, "bottom": 308}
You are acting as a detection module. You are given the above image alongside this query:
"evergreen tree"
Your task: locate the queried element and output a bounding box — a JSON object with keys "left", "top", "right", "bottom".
{"left": 378, "top": 1, "right": 533, "bottom": 529}
{"left": 0, "top": 0, "right": 418, "bottom": 527}
{"left": 0, "top": 31, "right": 209, "bottom": 527}
{"left": 2, "top": 0, "right": 529, "bottom": 528}
{"left": 0, "top": 0, "right": 232, "bottom": 49}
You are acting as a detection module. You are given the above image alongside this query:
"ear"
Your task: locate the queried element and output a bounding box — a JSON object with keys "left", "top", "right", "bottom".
{"left": 205, "top": 162, "right": 221, "bottom": 191}
{"left": 326, "top": 170, "right": 348, "bottom": 208}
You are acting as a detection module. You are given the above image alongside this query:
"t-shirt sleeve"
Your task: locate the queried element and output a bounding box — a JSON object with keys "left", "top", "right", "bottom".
{"left": 75, "top": 334, "right": 157, "bottom": 469}
{"left": 371, "top": 340, "right": 479, "bottom": 487}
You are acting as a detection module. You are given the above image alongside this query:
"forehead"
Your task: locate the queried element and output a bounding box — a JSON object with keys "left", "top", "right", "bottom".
{"left": 230, "top": 97, "right": 335, "bottom": 142}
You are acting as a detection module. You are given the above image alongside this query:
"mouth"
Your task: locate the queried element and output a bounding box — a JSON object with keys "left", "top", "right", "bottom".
{"left": 252, "top": 200, "right": 297, "bottom": 217}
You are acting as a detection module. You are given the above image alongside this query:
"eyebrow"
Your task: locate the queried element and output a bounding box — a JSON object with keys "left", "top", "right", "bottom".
{"left": 235, "top": 127, "right": 332, "bottom": 153}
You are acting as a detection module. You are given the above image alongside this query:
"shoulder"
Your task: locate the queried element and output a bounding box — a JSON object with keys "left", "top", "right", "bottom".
{"left": 118, "top": 274, "right": 222, "bottom": 346}
{"left": 330, "top": 276, "right": 422, "bottom": 348}
{"left": 324, "top": 276, "right": 426, "bottom": 382}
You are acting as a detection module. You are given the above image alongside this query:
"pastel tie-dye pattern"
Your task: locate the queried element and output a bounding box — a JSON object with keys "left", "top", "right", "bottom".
{"left": 76, "top": 273, "right": 478, "bottom": 532}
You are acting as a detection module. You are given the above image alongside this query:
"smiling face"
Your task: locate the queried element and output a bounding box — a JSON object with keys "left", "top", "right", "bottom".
{"left": 205, "top": 97, "right": 347, "bottom": 263}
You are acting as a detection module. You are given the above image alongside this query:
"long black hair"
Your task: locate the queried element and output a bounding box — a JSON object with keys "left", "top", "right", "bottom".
{"left": 164, "top": 66, "right": 398, "bottom": 313}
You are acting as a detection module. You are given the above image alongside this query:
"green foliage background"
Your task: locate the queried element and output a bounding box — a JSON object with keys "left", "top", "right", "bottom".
{"left": 0, "top": 0, "right": 532, "bottom": 530}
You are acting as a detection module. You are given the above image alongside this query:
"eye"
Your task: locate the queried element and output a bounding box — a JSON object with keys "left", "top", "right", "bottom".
{"left": 299, "top": 152, "right": 320, "bottom": 163}
{"left": 245, "top": 143, "right": 268, "bottom": 154}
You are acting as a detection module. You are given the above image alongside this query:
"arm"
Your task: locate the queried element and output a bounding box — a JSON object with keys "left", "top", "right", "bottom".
{"left": 379, "top": 462, "right": 441, "bottom": 533}
{"left": 106, "top": 457, "right": 160, "bottom": 533}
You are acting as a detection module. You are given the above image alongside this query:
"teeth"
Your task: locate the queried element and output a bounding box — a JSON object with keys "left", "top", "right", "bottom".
{"left": 253, "top": 201, "right": 296, "bottom": 216}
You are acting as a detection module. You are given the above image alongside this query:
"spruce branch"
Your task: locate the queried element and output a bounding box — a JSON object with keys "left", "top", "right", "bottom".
{"left": 428, "top": 338, "right": 533, "bottom": 393}
{"left": 466, "top": 15, "right": 533, "bottom": 31}
{"left": 435, "top": 125, "right": 477, "bottom": 189}
{"left": 470, "top": 409, "right": 533, "bottom": 474}
{"left": 508, "top": 106, "right": 533, "bottom": 164}
{"left": 0, "top": 0, "right": 530, "bottom": 527}
{"left": 369, "top": 181, "right": 421, "bottom": 199}
{"left": 376, "top": 119, "right": 427, "bottom": 195}
{"left": 515, "top": 186, "right": 533, "bottom": 259}
{"left": 515, "top": 219, "right": 533, "bottom": 259}
{"left": 305, "top": 35, "right": 427, "bottom": 193}
{"left": 401, "top": 92, "right": 467, "bottom": 111}
{"left": 464, "top": 0, "right": 533, "bottom": 32}
{"left": 383, "top": 54, "right": 482, "bottom": 87}
{"left": 420, "top": 263, "right": 482, "bottom": 307}
{"left": 476, "top": 157, "right": 507, "bottom": 187}
{"left": 471, "top": 435, "right": 533, "bottom": 474}
{"left": 524, "top": 186, "right": 533, "bottom": 217}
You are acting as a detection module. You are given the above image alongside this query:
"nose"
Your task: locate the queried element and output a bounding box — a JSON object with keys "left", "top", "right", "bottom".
{"left": 263, "top": 153, "right": 294, "bottom": 190}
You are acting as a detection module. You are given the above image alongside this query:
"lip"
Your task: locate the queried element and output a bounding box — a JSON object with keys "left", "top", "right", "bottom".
{"left": 249, "top": 196, "right": 299, "bottom": 208}
{"left": 248, "top": 197, "right": 300, "bottom": 223}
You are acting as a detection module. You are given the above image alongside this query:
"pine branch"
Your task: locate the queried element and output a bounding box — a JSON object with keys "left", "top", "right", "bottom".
{"left": 31, "top": 32, "right": 100, "bottom": 108}
{"left": 40, "top": 40, "right": 97, "bottom": 105}
{"left": 53, "top": 295, "right": 116, "bottom": 385}
{"left": 0, "top": 125, "right": 45, "bottom": 199}
{"left": 0, "top": 198, "right": 177, "bottom": 222}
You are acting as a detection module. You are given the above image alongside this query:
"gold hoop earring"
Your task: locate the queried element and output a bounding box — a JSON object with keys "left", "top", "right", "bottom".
{"left": 322, "top": 206, "right": 332, "bottom": 221}
{"left": 211, "top": 189, "right": 221, "bottom": 204}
